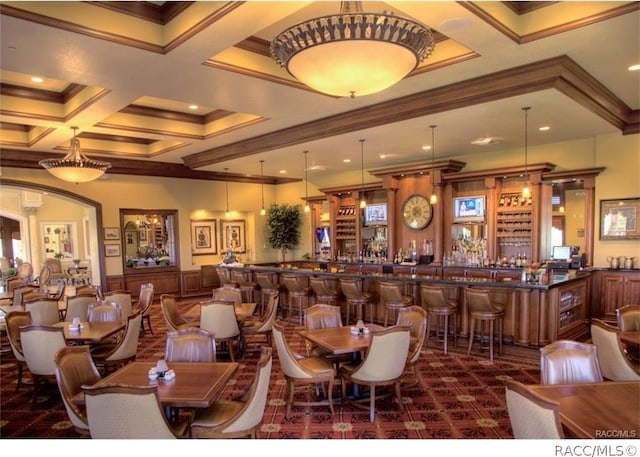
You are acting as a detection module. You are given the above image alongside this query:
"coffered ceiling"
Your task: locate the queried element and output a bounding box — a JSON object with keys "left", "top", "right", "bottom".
{"left": 0, "top": 1, "right": 638, "bottom": 187}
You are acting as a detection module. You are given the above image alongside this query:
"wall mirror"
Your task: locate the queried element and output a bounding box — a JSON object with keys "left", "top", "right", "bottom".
{"left": 551, "top": 181, "right": 585, "bottom": 257}
{"left": 41, "top": 222, "right": 77, "bottom": 260}
{"left": 119, "top": 209, "right": 179, "bottom": 270}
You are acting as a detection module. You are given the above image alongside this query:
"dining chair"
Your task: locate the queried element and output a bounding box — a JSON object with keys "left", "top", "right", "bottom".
{"left": 590, "top": 318, "right": 640, "bottom": 381}
{"left": 160, "top": 294, "right": 197, "bottom": 332}
{"left": 43, "top": 258, "right": 68, "bottom": 284}
{"left": 200, "top": 300, "right": 242, "bottom": 361}
{"left": 190, "top": 347, "right": 273, "bottom": 438}
{"left": 20, "top": 324, "right": 67, "bottom": 397}
{"left": 54, "top": 346, "right": 102, "bottom": 436}
{"left": 241, "top": 291, "right": 279, "bottom": 352}
{"left": 617, "top": 304, "right": 640, "bottom": 332}
{"left": 165, "top": 327, "right": 216, "bottom": 363}
{"left": 271, "top": 320, "right": 335, "bottom": 416}
{"left": 303, "top": 304, "right": 351, "bottom": 370}
{"left": 103, "top": 290, "right": 133, "bottom": 322}
{"left": 16, "top": 261, "right": 34, "bottom": 283}
{"left": 465, "top": 287, "right": 504, "bottom": 361}
{"left": 83, "top": 384, "right": 187, "bottom": 438}
{"left": 539, "top": 339, "right": 603, "bottom": 385}
{"left": 90, "top": 310, "right": 142, "bottom": 374}
{"left": 24, "top": 297, "right": 60, "bottom": 325}
{"left": 64, "top": 295, "right": 96, "bottom": 322}
{"left": 339, "top": 325, "right": 411, "bottom": 423}
{"left": 10, "top": 285, "right": 38, "bottom": 309}
{"left": 31, "top": 265, "right": 51, "bottom": 287}
{"left": 396, "top": 305, "right": 428, "bottom": 390}
{"left": 136, "top": 282, "right": 155, "bottom": 335}
{"left": 87, "top": 301, "right": 122, "bottom": 323}
{"left": 505, "top": 380, "right": 564, "bottom": 439}
{"left": 74, "top": 284, "right": 103, "bottom": 300}
{"left": 419, "top": 283, "right": 459, "bottom": 354}
{"left": 378, "top": 281, "right": 413, "bottom": 327}
{"left": 5, "top": 311, "right": 31, "bottom": 391}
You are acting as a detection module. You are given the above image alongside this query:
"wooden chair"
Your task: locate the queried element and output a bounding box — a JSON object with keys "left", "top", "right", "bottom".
{"left": 136, "top": 283, "right": 155, "bottom": 335}
{"left": 200, "top": 301, "right": 242, "bottom": 361}
{"left": 16, "top": 261, "right": 34, "bottom": 283}
{"left": 303, "top": 304, "right": 351, "bottom": 370}
{"left": 87, "top": 301, "right": 122, "bottom": 323}
{"left": 420, "top": 283, "right": 458, "bottom": 354}
{"left": 216, "top": 266, "right": 237, "bottom": 288}
{"left": 271, "top": 320, "right": 335, "bottom": 416}
{"left": 465, "top": 287, "right": 504, "bottom": 361}
{"left": 165, "top": 327, "right": 216, "bottom": 363}
{"left": 212, "top": 286, "right": 243, "bottom": 306}
{"left": 339, "top": 278, "right": 374, "bottom": 325}
{"left": 103, "top": 290, "right": 132, "bottom": 322}
{"left": 5, "top": 311, "right": 32, "bottom": 390}
{"left": 396, "top": 305, "right": 428, "bottom": 389}
{"left": 160, "top": 294, "right": 197, "bottom": 332}
{"left": 505, "top": 380, "right": 564, "bottom": 439}
{"left": 281, "top": 274, "right": 311, "bottom": 325}
{"left": 309, "top": 276, "right": 341, "bottom": 307}
{"left": 43, "top": 258, "right": 68, "bottom": 284}
{"left": 190, "top": 348, "right": 272, "bottom": 438}
{"left": 90, "top": 311, "right": 143, "bottom": 374}
{"left": 590, "top": 319, "right": 639, "bottom": 381}
{"left": 339, "top": 325, "right": 411, "bottom": 422}
{"left": 54, "top": 346, "right": 102, "bottom": 436}
{"left": 241, "top": 291, "right": 279, "bottom": 352}
{"left": 20, "top": 324, "right": 67, "bottom": 396}
{"left": 255, "top": 272, "right": 280, "bottom": 313}
{"left": 31, "top": 265, "right": 51, "bottom": 287}
{"left": 378, "top": 281, "right": 413, "bottom": 327}
{"left": 230, "top": 269, "right": 258, "bottom": 304}
{"left": 540, "top": 339, "right": 603, "bottom": 384}
{"left": 617, "top": 304, "right": 640, "bottom": 332}
{"left": 83, "top": 384, "right": 187, "bottom": 438}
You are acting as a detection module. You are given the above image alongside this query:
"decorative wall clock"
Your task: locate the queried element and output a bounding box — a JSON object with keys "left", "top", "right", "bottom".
{"left": 402, "top": 194, "right": 433, "bottom": 230}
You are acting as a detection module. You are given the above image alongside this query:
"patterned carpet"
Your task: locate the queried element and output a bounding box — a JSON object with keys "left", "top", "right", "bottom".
{"left": 0, "top": 301, "right": 540, "bottom": 439}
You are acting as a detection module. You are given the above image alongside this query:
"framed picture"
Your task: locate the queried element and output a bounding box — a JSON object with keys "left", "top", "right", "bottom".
{"left": 191, "top": 219, "right": 217, "bottom": 255}
{"left": 600, "top": 198, "right": 640, "bottom": 240}
{"left": 104, "top": 227, "right": 120, "bottom": 240}
{"left": 105, "top": 244, "right": 121, "bottom": 257}
{"left": 41, "top": 222, "right": 78, "bottom": 260}
{"left": 139, "top": 229, "right": 147, "bottom": 241}
{"left": 44, "top": 236, "right": 50, "bottom": 244}
{"left": 221, "top": 220, "right": 246, "bottom": 253}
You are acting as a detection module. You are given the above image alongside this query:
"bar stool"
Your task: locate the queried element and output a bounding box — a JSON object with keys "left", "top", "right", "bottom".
{"left": 465, "top": 288, "right": 504, "bottom": 361}
{"left": 215, "top": 266, "right": 237, "bottom": 288}
{"left": 339, "top": 278, "right": 374, "bottom": 325}
{"left": 281, "top": 274, "right": 311, "bottom": 325}
{"left": 419, "top": 284, "right": 458, "bottom": 355}
{"left": 378, "top": 281, "right": 413, "bottom": 327}
{"left": 230, "top": 269, "right": 259, "bottom": 305}
{"left": 309, "top": 276, "right": 341, "bottom": 306}
{"left": 255, "top": 272, "right": 280, "bottom": 311}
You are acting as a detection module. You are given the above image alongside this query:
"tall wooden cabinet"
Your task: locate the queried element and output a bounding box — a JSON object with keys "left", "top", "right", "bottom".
{"left": 595, "top": 270, "right": 640, "bottom": 318}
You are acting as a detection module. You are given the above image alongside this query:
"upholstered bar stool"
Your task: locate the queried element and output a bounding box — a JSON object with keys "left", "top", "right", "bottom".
{"left": 378, "top": 281, "right": 413, "bottom": 327}
{"left": 309, "top": 276, "right": 341, "bottom": 307}
{"left": 255, "top": 272, "right": 281, "bottom": 317}
{"left": 230, "top": 269, "right": 259, "bottom": 305}
{"left": 215, "top": 266, "right": 237, "bottom": 288}
{"left": 419, "top": 284, "right": 459, "bottom": 355}
{"left": 465, "top": 287, "right": 504, "bottom": 361}
{"left": 339, "top": 278, "right": 374, "bottom": 325}
{"left": 282, "top": 274, "right": 311, "bottom": 325}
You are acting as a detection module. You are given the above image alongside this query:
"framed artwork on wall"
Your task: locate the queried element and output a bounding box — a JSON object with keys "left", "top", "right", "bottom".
{"left": 221, "top": 220, "right": 246, "bottom": 253}
{"left": 600, "top": 198, "right": 640, "bottom": 240}
{"left": 105, "top": 244, "right": 121, "bottom": 257}
{"left": 104, "top": 227, "right": 120, "bottom": 240}
{"left": 191, "top": 220, "right": 217, "bottom": 255}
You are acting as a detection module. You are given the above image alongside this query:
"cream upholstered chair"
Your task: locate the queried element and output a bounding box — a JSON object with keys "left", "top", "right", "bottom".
{"left": 212, "top": 285, "right": 243, "bottom": 306}
{"left": 303, "top": 304, "right": 351, "bottom": 369}
{"left": 190, "top": 347, "right": 273, "bottom": 438}
{"left": 505, "top": 380, "right": 564, "bottom": 439}
{"left": 31, "top": 265, "right": 51, "bottom": 287}
{"left": 540, "top": 339, "right": 603, "bottom": 385}
{"left": 90, "top": 311, "right": 142, "bottom": 374}
{"left": 87, "top": 301, "right": 122, "bottom": 322}
{"left": 43, "top": 258, "right": 68, "bottom": 284}
{"left": 64, "top": 295, "right": 95, "bottom": 322}
{"left": 24, "top": 297, "right": 60, "bottom": 325}
{"left": 200, "top": 300, "right": 242, "bottom": 361}
{"left": 617, "top": 304, "right": 640, "bottom": 332}
{"left": 378, "top": 281, "right": 413, "bottom": 327}
{"left": 165, "top": 327, "right": 216, "bottom": 363}
{"left": 339, "top": 325, "right": 411, "bottom": 423}
{"left": 271, "top": 320, "right": 335, "bottom": 416}
{"left": 241, "top": 291, "right": 279, "bottom": 352}
{"left": 10, "top": 285, "right": 38, "bottom": 309}
{"left": 103, "top": 290, "right": 133, "bottom": 322}
{"left": 160, "top": 294, "right": 197, "bottom": 332}
{"left": 590, "top": 318, "right": 640, "bottom": 381}
{"left": 396, "top": 305, "right": 428, "bottom": 389}
{"left": 83, "top": 384, "right": 187, "bottom": 438}
{"left": 16, "top": 261, "right": 34, "bottom": 282}
{"left": 230, "top": 269, "right": 259, "bottom": 304}
{"left": 282, "top": 274, "right": 311, "bottom": 325}
{"left": 420, "top": 283, "right": 459, "bottom": 354}
{"left": 255, "top": 272, "right": 280, "bottom": 313}
{"left": 6, "top": 311, "right": 31, "bottom": 390}
{"left": 136, "top": 283, "right": 155, "bottom": 335}
{"left": 54, "top": 346, "right": 102, "bottom": 436}
{"left": 20, "top": 324, "right": 67, "bottom": 395}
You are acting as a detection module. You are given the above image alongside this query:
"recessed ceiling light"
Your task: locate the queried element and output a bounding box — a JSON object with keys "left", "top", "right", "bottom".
{"left": 279, "top": 169, "right": 286, "bottom": 174}
{"left": 379, "top": 154, "right": 387, "bottom": 159}
{"left": 31, "top": 76, "right": 43, "bottom": 83}
{"left": 539, "top": 126, "right": 550, "bottom": 131}
{"left": 422, "top": 145, "right": 431, "bottom": 150}
{"left": 188, "top": 104, "right": 198, "bottom": 110}
{"left": 471, "top": 137, "right": 498, "bottom": 146}
{"left": 628, "top": 64, "right": 640, "bottom": 71}
{"left": 343, "top": 158, "right": 351, "bottom": 163}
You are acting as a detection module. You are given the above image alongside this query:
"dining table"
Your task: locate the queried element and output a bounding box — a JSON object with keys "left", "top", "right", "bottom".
{"left": 619, "top": 330, "right": 640, "bottom": 368}
{"left": 525, "top": 380, "right": 640, "bottom": 439}
{"left": 183, "top": 301, "right": 257, "bottom": 321}
{"left": 71, "top": 361, "right": 239, "bottom": 409}
{"left": 51, "top": 320, "right": 125, "bottom": 345}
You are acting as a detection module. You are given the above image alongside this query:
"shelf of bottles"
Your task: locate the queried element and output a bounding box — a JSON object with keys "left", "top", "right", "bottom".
{"left": 497, "top": 192, "right": 532, "bottom": 258}
{"left": 558, "top": 284, "right": 585, "bottom": 330}
{"left": 335, "top": 205, "right": 357, "bottom": 240}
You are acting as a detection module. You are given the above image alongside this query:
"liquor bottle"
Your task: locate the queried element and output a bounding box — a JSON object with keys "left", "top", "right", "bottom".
{"left": 499, "top": 195, "right": 505, "bottom": 206}
{"left": 516, "top": 252, "right": 522, "bottom": 267}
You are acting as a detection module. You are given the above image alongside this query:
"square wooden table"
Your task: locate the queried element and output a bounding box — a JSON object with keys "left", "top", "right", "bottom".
{"left": 72, "top": 361, "right": 239, "bottom": 409}
{"left": 298, "top": 324, "right": 383, "bottom": 356}
{"left": 52, "top": 321, "right": 125, "bottom": 344}
{"left": 526, "top": 381, "right": 640, "bottom": 439}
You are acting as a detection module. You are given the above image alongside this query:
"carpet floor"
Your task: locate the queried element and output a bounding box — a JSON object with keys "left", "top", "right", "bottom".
{"left": 0, "top": 301, "right": 541, "bottom": 439}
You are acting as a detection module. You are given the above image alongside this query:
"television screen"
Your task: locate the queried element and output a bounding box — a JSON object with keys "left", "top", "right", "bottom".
{"left": 453, "top": 196, "right": 485, "bottom": 222}
{"left": 364, "top": 203, "right": 387, "bottom": 226}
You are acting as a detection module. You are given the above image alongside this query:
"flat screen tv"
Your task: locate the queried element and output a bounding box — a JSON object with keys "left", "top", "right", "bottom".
{"left": 364, "top": 203, "right": 387, "bottom": 226}
{"left": 453, "top": 195, "right": 486, "bottom": 223}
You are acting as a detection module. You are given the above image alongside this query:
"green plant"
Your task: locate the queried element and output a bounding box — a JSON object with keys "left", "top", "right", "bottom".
{"left": 54, "top": 252, "right": 64, "bottom": 259}
{"left": 266, "top": 203, "right": 302, "bottom": 262}
{"left": 4, "top": 267, "right": 17, "bottom": 278}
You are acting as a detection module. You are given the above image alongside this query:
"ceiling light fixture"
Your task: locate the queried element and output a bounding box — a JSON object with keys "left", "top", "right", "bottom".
{"left": 359, "top": 139, "right": 367, "bottom": 209}
{"left": 303, "top": 151, "right": 310, "bottom": 213}
{"left": 39, "top": 127, "right": 111, "bottom": 184}
{"left": 429, "top": 125, "right": 438, "bottom": 205}
{"left": 260, "top": 160, "right": 266, "bottom": 216}
{"left": 224, "top": 167, "right": 231, "bottom": 217}
{"left": 270, "top": 1, "right": 435, "bottom": 98}
{"left": 522, "top": 107, "right": 532, "bottom": 199}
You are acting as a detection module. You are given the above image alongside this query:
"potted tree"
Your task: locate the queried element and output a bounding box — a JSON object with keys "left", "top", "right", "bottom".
{"left": 266, "top": 203, "right": 302, "bottom": 263}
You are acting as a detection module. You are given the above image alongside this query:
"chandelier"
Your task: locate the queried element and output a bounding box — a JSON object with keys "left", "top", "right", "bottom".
{"left": 39, "top": 127, "right": 111, "bottom": 183}
{"left": 270, "top": 1, "right": 435, "bottom": 98}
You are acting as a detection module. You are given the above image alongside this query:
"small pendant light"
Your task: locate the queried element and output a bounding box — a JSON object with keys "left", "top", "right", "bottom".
{"left": 429, "top": 125, "right": 438, "bottom": 205}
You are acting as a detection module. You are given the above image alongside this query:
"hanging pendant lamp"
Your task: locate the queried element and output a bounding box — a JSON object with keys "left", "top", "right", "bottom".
{"left": 522, "top": 107, "right": 532, "bottom": 199}
{"left": 429, "top": 125, "right": 438, "bottom": 205}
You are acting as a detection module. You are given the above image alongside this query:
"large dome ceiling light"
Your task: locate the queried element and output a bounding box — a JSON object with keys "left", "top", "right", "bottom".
{"left": 270, "top": 1, "right": 435, "bottom": 98}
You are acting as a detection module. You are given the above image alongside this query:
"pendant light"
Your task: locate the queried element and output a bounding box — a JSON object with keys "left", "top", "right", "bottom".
{"left": 259, "top": 160, "right": 266, "bottom": 216}
{"left": 224, "top": 167, "right": 231, "bottom": 218}
{"left": 429, "top": 125, "right": 438, "bottom": 205}
{"left": 303, "top": 151, "right": 310, "bottom": 213}
{"left": 359, "top": 139, "right": 366, "bottom": 209}
{"left": 522, "top": 107, "right": 532, "bottom": 199}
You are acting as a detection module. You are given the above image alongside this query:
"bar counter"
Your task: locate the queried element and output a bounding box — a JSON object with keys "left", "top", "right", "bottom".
{"left": 223, "top": 262, "right": 591, "bottom": 348}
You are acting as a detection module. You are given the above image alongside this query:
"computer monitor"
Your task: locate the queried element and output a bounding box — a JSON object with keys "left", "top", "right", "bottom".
{"left": 551, "top": 246, "right": 572, "bottom": 261}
